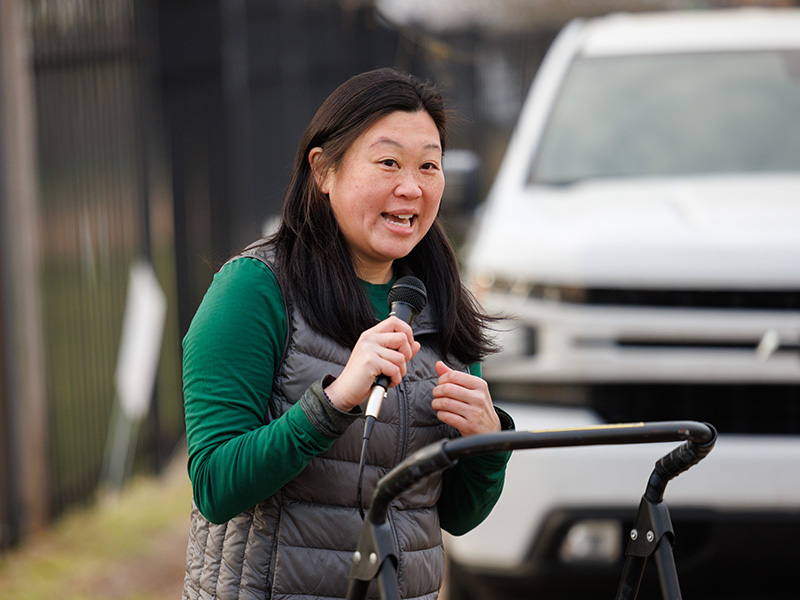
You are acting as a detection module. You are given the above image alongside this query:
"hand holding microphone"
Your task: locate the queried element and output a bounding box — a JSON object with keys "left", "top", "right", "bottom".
{"left": 366, "top": 276, "right": 427, "bottom": 421}
{"left": 323, "top": 276, "right": 427, "bottom": 418}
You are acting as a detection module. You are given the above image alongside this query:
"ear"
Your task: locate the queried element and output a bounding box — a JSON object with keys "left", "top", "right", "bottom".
{"left": 308, "top": 147, "right": 330, "bottom": 194}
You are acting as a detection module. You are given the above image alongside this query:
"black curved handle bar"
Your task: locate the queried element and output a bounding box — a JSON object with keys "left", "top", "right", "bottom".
{"left": 346, "top": 420, "right": 717, "bottom": 600}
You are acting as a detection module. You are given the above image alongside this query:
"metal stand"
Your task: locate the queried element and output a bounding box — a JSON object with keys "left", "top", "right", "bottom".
{"left": 346, "top": 421, "right": 717, "bottom": 600}
{"left": 616, "top": 497, "right": 680, "bottom": 599}
{"left": 616, "top": 424, "right": 716, "bottom": 599}
{"left": 346, "top": 442, "right": 456, "bottom": 600}
{"left": 347, "top": 514, "right": 400, "bottom": 600}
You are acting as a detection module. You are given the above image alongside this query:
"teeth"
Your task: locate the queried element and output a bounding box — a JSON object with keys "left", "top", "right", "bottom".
{"left": 383, "top": 213, "right": 414, "bottom": 228}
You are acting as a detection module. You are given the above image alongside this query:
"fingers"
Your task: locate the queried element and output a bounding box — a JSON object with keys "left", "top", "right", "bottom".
{"left": 383, "top": 316, "right": 420, "bottom": 357}
{"left": 432, "top": 361, "right": 501, "bottom": 436}
{"left": 372, "top": 339, "right": 412, "bottom": 383}
{"left": 360, "top": 318, "right": 418, "bottom": 372}
{"left": 323, "top": 317, "right": 419, "bottom": 412}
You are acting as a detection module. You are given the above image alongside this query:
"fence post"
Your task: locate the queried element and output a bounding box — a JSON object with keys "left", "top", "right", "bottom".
{"left": 0, "top": 0, "right": 50, "bottom": 544}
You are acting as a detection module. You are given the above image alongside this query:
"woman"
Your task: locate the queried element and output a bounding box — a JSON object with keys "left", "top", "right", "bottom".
{"left": 182, "top": 67, "right": 514, "bottom": 600}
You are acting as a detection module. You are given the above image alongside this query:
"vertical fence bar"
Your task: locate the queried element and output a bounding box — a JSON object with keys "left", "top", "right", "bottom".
{"left": 0, "top": 0, "right": 50, "bottom": 544}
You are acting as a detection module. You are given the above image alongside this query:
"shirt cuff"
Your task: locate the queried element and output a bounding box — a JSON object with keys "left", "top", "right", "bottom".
{"left": 496, "top": 406, "right": 516, "bottom": 432}
{"left": 298, "top": 376, "right": 362, "bottom": 439}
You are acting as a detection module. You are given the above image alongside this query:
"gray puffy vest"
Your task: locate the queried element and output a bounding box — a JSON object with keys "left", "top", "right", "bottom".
{"left": 183, "top": 248, "right": 461, "bottom": 600}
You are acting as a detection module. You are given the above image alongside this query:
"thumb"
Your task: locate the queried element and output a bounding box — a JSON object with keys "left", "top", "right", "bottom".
{"left": 435, "top": 360, "right": 452, "bottom": 377}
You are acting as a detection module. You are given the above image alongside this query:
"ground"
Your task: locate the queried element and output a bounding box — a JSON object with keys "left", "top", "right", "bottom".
{"left": 0, "top": 448, "right": 191, "bottom": 600}
{"left": 0, "top": 447, "right": 457, "bottom": 600}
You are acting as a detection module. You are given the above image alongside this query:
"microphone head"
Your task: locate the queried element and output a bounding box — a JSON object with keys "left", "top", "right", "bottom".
{"left": 388, "top": 276, "right": 427, "bottom": 315}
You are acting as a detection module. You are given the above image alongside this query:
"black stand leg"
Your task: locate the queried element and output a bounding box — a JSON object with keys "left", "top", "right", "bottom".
{"left": 346, "top": 518, "right": 400, "bottom": 600}
{"left": 654, "top": 536, "right": 681, "bottom": 600}
{"left": 616, "top": 555, "right": 647, "bottom": 600}
{"left": 615, "top": 496, "right": 681, "bottom": 600}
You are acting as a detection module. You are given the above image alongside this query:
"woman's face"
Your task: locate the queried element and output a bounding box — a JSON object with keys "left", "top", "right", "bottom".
{"left": 312, "top": 110, "right": 445, "bottom": 284}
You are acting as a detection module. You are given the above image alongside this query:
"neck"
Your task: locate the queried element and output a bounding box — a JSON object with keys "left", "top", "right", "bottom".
{"left": 355, "top": 261, "right": 393, "bottom": 285}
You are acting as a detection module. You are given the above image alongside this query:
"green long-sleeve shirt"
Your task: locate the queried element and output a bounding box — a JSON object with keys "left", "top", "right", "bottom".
{"left": 182, "top": 256, "right": 511, "bottom": 532}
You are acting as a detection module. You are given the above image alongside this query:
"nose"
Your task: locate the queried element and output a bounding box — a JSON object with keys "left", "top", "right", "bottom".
{"left": 394, "top": 169, "right": 423, "bottom": 199}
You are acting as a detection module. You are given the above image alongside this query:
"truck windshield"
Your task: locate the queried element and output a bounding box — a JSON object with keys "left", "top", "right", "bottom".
{"left": 529, "top": 50, "right": 800, "bottom": 185}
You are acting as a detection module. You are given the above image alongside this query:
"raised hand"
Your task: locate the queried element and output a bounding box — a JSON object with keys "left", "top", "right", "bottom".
{"left": 431, "top": 361, "right": 501, "bottom": 437}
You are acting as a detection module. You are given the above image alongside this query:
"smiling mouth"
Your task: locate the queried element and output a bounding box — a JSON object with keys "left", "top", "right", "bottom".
{"left": 382, "top": 213, "right": 415, "bottom": 228}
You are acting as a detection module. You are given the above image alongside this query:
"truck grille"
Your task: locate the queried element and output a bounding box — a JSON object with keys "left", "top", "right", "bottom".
{"left": 584, "top": 289, "right": 800, "bottom": 311}
{"left": 591, "top": 384, "right": 800, "bottom": 435}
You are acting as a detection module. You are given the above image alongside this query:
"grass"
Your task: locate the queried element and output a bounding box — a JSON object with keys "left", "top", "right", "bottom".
{"left": 40, "top": 245, "right": 185, "bottom": 509}
{"left": 0, "top": 448, "right": 192, "bottom": 600}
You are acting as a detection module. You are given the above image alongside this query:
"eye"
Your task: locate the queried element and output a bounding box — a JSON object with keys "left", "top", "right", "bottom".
{"left": 380, "top": 159, "right": 398, "bottom": 168}
{"left": 421, "top": 162, "right": 441, "bottom": 171}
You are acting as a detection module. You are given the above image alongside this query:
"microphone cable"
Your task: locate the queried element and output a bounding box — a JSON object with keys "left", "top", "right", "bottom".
{"left": 357, "top": 419, "right": 376, "bottom": 520}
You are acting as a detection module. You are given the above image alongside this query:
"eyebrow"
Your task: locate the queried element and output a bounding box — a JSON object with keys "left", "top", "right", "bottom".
{"left": 370, "top": 137, "right": 442, "bottom": 152}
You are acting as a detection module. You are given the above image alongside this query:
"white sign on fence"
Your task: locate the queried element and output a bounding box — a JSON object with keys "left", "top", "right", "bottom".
{"left": 115, "top": 259, "right": 167, "bottom": 420}
{"left": 103, "top": 259, "right": 167, "bottom": 491}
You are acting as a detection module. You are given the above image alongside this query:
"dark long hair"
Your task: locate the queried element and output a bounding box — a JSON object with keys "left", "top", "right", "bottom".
{"left": 267, "top": 68, "right": 497, "bottom": 364}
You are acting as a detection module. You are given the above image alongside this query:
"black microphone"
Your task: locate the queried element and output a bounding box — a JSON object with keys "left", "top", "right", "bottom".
{"left": 364, "top": 276, "right": 427, "bottom": 422}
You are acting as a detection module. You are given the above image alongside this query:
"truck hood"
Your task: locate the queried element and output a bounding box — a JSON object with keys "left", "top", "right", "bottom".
{"left": 465, "top": 175, "right": 800, "bottom": 289}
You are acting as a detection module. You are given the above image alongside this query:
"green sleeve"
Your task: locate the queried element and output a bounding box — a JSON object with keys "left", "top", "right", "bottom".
{"left": 437, "top": 375, "right": 513, "bottom": 536}
{"left": 183, "top": 258, "right": 350, "bottom": 524}
{"left": 438, "top": 451, "right": 511, "bottom": 536}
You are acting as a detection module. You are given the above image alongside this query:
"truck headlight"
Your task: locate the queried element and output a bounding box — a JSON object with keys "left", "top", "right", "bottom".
{"left": 558, "top": 519, "right": 622, "bottom": 564}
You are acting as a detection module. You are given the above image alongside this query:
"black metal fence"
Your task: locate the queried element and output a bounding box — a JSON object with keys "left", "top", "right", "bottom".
{"left": 29, "top": 0, "right": 183, "bottom": 520}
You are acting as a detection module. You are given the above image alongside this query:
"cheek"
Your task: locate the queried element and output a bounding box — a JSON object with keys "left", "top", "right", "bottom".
{"left": 425, "top": 181, "right": 445, "bottom": 213}
{"left": 418, "top": 196, "right": 443, "bottom": 235}
{"left": 329, "top": 168, "right": 375, "bottom": 210}
{"left": 327, "top": 178, "right": 357, "bottom": 217}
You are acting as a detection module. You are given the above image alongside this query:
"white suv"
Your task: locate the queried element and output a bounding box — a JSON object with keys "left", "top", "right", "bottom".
{"left": 447, "top": 8, "right": 800, "bottom": 598}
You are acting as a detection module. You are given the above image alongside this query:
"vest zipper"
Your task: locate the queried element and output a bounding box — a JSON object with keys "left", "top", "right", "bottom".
{"left": 395, "top": 379, "right": 409, "bottom": 465}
